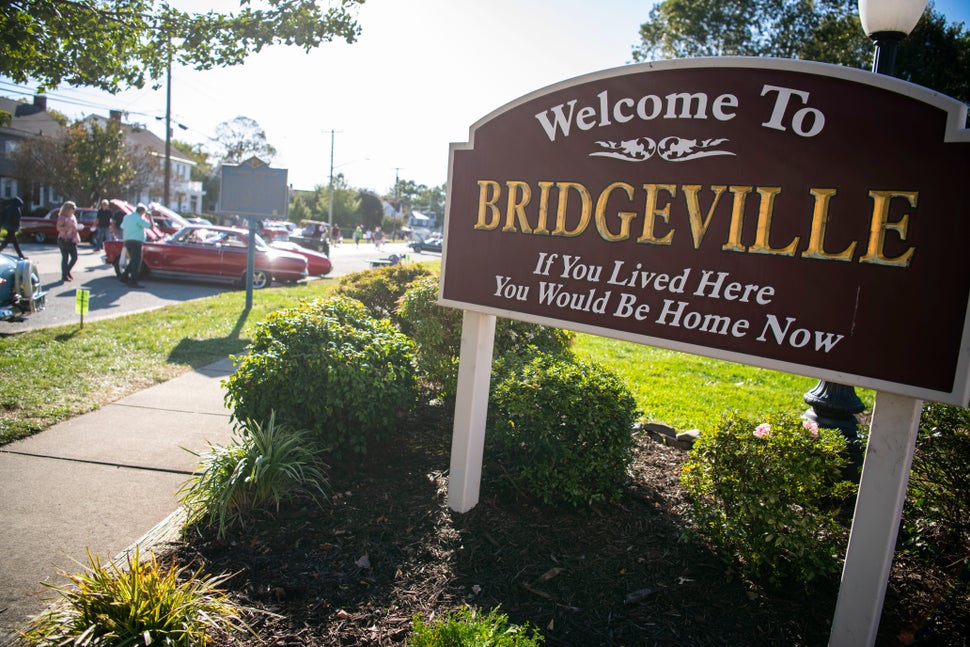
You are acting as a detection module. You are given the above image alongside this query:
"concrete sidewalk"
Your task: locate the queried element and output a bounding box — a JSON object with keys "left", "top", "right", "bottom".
{"left": 0, "top": 359, "right": 236, "bottom": 642}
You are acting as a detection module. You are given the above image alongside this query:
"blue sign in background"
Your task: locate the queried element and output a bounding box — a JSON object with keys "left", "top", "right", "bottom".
{"left": 218, "top": 157, "right": 288, "bottom": 217}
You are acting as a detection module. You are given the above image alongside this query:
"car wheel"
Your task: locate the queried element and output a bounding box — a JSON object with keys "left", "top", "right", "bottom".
{"left": 33, "top": 231, "right": 46, "bottom": 243}
{"left": 251, "top": 269, "right": 270, "bottom": 289}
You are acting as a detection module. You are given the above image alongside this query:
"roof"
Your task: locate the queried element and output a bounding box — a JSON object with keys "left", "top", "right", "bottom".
{"left": 0, "top": 97, "right": 66, "bottom": 140}
{"left": 81, "top": 115, "right": 194, "bottom": 166}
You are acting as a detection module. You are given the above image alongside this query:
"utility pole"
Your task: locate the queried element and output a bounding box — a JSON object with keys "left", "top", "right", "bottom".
{"left": 327, "top": 129, "right": 335, "bottom": 228}
{"left": 163, "top": 41, "right": 172, "bottom": 208}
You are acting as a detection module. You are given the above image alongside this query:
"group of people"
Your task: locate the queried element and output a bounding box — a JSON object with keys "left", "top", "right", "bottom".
{"left": 0, "top": 197, "right": 152, "bottom": 287}
{"left": 52, "top": 200, "right": 151, "bottom": 285}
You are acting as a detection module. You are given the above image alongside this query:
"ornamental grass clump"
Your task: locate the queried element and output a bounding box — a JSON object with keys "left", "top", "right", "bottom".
{"left": 488, "top": 353, "right": 639, "bottom": 507}
{"left": 680, "top": 412, "right": 855, "bottom": 587}
{"left": 223, "top": 296, "right": 418, "bottom": 455}
{"left": 408, "top": 606, "right": 544, "bottom": 647}
{"left": 179, "top": 412, "right": 330, "bottom": 538}
{"left": 22, "top": 548, "right": 246, "bottom": 646}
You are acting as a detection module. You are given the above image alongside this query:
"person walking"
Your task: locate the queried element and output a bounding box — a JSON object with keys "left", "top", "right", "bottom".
{"left": 119, "top": 203, "right": 152, "bottom": 288}
{"left": 353, "top": 224, "right": 363, "bottom": 247}
{"left": 56, "top": 201, "right": 80, "bottom": 281}
{"left": 0, "top": 196, "right": 26, "bottom": 258}
{"left": 372, "top": 226, "right": 384, "bottom": 251}
{"left": 94, "top": 199, "right": 114, "bottom": 250}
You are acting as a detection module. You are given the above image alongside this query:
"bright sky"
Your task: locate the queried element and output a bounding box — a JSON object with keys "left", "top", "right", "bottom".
{"left": 2, "top": 0, "right": 969, "bottom": 196}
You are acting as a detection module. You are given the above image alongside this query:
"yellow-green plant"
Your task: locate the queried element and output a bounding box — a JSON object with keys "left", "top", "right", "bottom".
{"left": 179, "top": 412, "right": 329, "bottom": 538}
{"left": 22, "top": 548, "right": 246, "bottom": 646}
{"left": 408, "top": 606, "right": 544, "bottom": 647}
{"left": 681, "top": 412, "right": 855, "bottom": 586}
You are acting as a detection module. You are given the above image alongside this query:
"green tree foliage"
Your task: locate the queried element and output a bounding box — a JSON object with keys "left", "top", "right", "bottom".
{"left": 393, "top": 178, "right": 446, "bottom": 216}
{"left": 172, "top": 140, "right": 212, "bottom": 183}
{"left": 357, "top": 189, "right": 385, "bottom": 230}
{"left": 1, "top": 0, "right": 362, "bottom": 93}
{"left": 632, "top": 1, "right": 970, "bottom": 104}
{"left": 313, "top": 173, "right": 360, "bottom": 228}
{"left": 288, "top": 194, "right": 312, "bottom": 223}
{"left": 214, "top": 115, "right": 277, "bottom": 164}
{"left": 12, "top": 118, "right": 157, "bottom": 205}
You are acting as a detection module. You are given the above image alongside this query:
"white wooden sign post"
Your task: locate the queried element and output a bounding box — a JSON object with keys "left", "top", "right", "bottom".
{"left": 439, "top": 59, "right": 970, "bottom": 644}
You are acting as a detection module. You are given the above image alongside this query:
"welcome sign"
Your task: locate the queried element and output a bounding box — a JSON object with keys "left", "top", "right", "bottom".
{"left": 440, "top": 58, "right": 970, "bottom": 405}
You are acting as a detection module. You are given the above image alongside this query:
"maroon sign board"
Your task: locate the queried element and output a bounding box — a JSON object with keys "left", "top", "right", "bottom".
{"left": 440, "top": 58, "right": 970, "bottom": 406}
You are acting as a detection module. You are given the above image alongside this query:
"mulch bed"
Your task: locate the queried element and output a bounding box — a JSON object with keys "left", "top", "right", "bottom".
{"left": 166, "top": 400, "right": 969, "bottom": 646}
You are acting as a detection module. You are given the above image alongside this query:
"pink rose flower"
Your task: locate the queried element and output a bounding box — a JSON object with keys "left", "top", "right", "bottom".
{"left": 754, "top": 423, "right": 771, "bottom": 439}
{"left": 803, "top": 420, "right": 820, "bottom": 438}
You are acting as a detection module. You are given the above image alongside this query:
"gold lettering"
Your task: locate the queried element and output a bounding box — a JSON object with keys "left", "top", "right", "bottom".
{"left": 637, "top": 184, "right": 677, "bottom": 245}
{"left": 475, "top": 180, "right": 501, "bottom": 230}
{"left": 859, "top": 190, "right": 918, "bottom": 267}
{"left": 683, "top": 184, "right": 726, "bottom": 249}
{"left": 803, "top": 188, "right": 855, "bottom": 262}
{"left": 595, "top": 182, "right": 637, "bottom": 242}
{"left": 534, "top": 181, "right": 554, "bottom": 235}
{"left": 502, "top": 181, "right": 533, "bottom": 233}
{"left": 749, "top": 187, "right": 798, "bottom": 256}
{"left": 551, "top": 182, "right": 592, "bottom": 237}
{"left": 722, "top": 186, "right": 753, "bottom": 253}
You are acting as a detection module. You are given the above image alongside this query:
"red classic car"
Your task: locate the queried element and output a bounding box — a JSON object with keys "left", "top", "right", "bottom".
{"left": 19, "top": 206, "right": 99, "bottom": 244}
{"left": 103, "top": 225, "right": 308, "bottom": 288}
{"left": 110, "top": 200, "right": 190, "bottom": 235}
{"left": 268, "top": 240, "right": 333, "bottom": 276}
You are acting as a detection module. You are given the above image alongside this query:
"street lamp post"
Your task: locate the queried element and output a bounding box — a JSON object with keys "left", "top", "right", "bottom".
{"left": 859, "top": 0, "right": 928, "bottom": 75}
{"left": 827, "top": 5, "right": 927, "bottom": 645}
{"left": 804, "top": 0, "right": 927, "bottom": 458}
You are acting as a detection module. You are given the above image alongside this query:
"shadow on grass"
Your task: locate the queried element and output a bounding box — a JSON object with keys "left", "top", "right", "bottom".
{"left": 167, "top": 307, "right": 252, "bottom": 369}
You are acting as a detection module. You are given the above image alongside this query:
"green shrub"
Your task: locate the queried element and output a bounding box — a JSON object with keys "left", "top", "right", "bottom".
{"left": 680, "top": 412, "right": 855, "bottom": 586}
{"left": 902, "top": 403, "right": 970, "bottom": 559}
{"left": 397, "top": 275, "right": 574, "bottom": 399}
{"left": 408, "top": 606, "right": 544, "bottom": 647}
{"left": 23, "top": 548, "right": 246, "bottom": 646}
{"left": 223, "top": 296, "right": 418, "bottom": 455}
{"left": 333, "top": 263, "right": 432, "bottom": 325}
{"left": 488, "top": 353, "right": 639, "bottom": 507}
{"left": 179, "top": 413, "right": 330, "bottom": 538}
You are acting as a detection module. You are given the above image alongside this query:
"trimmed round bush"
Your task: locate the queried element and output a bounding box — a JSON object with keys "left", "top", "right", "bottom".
{"left": 680, "top": 412, "right": 855, "bottom": 586}
{"left": 397, "top": 275, "right": 574, "bottom": 399}
{"left": 224, "top": 296, "right": 418, "bottom": 455}
{"left": 333, "top": 263, "right": 432, "bottom": 325}
{"left": 488, "top": 353, "right": 639, "bottom": 507}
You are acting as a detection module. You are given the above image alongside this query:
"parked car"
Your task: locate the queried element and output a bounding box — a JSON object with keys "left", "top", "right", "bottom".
{"left": 289, "top": 220, "right": 330, "bottom": 253}
{"left": 102, "top": 225, "right": 308, "bottom": 289}
{"left": 409, "top": 234, "right": 443, "bottom": 253}
{"left": 269, "top": 240, "right": 333, "bottom": 276}
{"left": 19, "top": 206, "right": 99, "bottom": 244}
{"left": 0, "top": 253, "right": 45, "bottom": 321}
{"left": 148, "top": 202, "right": 191, "bottom": 234}
{"left": 258, "top": 219, "right": 291, "bottom": 242}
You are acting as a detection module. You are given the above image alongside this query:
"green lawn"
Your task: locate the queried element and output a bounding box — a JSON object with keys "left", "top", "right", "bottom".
{"left": 0, "top": 273, "right": 874, "bottom": 445}
{"left": 573, "top": 334, "right": 873, "bottom": 432}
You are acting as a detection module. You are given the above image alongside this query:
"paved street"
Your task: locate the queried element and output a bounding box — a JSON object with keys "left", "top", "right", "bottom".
{"left": 1, "top": 238, "right": 426, "bottom": 334}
